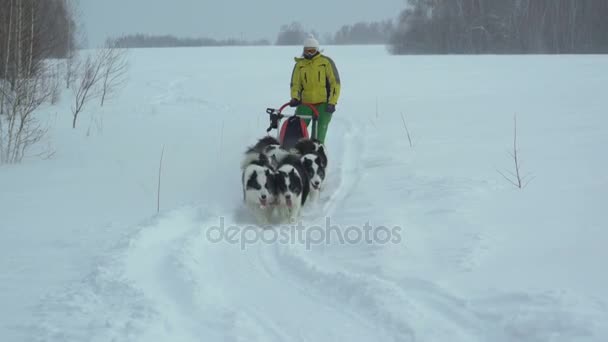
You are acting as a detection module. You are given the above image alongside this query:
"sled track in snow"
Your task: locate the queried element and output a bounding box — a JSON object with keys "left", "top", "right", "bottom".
{"left": 28, "top": 116, "right": 608, "bottom": 342}
{"left": 249, "top": 117, "right": 483, "bottom": 341}
{"left": 116, "top": 116, "right": 423, "bottom": 341}
{"left": 25, "top": 116, "right": 379, "bottom": 342}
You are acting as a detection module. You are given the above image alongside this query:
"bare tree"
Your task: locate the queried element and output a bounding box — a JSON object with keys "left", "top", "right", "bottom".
{"left": 0, "top": 0, "right": 77, "bottom": 163}
{"left": 64, "top": 0, "right": 77, "bottom": 88}
{"left": 70, "top": 41, "right": 129, "bottom": 128}
{"left": 65, "top": 41, "right": 75, "bottom": 89}
{"left": 0, "top": 61, "right": 55, "bottom": 164}
{"left": 0, "top": 0, "right": 57, "bottom": 163}
{"left": 99, "top": 38, "right": 128, "bottom": 106}
{"left": 70, "top": 52, "right": 104, "bottom": 128}
{"left": 275, "top": 22, "right": 307, "bottom": 45}
{"left": 16, "top": 0, "right": 22, "bottom": 80}
{"left": 0, "top": 0, "right": 15, "bottom": 114}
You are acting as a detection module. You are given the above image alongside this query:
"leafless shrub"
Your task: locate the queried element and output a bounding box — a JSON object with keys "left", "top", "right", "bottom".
{"left": 43, "top": 63, "right": 62, "bottom": 105}
{"left": 0, "top": 69, "right": 55, "bottom": 163}
{"left": 65, "top": 51, "right": 76, "bottom": 89}
{"left": 99, "top": 38, "right": 128, "bottom": 106}
{"left": 0, "top": 0, "right": 78, "bottom": 163}
{"left": 49, "top": 72, "right": 61, "bottom": 105}
{"left": 70, "top": 52, "right": 104, "bottom": 128}
{"left": 70, "top": 42, "right": 128, "bottom": 128}
{"left": 63, "top": 0, "right": 81, "bottom": 89}
{"left": 497, "top": 114, "right": 533, "bottom": 189}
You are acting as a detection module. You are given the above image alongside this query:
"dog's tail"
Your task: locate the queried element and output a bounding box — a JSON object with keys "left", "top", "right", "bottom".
{"left": 241, "top": 151, "right": 259, "bottom": 169}
{"left": 241, "top": 151, "right": 271, "bottom": 170}
{"left": 256, "top": 136, "right": 280, "bottom": 148}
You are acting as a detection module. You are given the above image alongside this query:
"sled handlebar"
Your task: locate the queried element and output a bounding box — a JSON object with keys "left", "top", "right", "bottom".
{"left": 277, "top": 102, "right": 320, "bottom": 118}
{"left": 265, "top": 101, "right": 320, "bottom": 133}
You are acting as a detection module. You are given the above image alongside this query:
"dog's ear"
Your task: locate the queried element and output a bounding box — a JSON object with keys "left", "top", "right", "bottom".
{"left": 317, "top": 147, "right": 328, "bottom": 168}
{"left": 246, "top": 170, "right": 262, "bottom": 190}
{"left": 275, "top": 171, "right": 287, "bottom": 192}
{"left": 264, "top": 169, "right": 277, "bottom": 194}
{"left": 288, "top": 168, "right": 303, "bottom": 194}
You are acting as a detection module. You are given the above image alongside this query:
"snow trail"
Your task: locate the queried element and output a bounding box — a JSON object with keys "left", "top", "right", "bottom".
{"left": 11, "top": 48, "right": 608, "bottom": 342}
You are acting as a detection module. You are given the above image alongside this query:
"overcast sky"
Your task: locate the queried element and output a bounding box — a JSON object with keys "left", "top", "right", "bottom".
{"left": 79, "top": 0, "right": 406, "bottom": 46}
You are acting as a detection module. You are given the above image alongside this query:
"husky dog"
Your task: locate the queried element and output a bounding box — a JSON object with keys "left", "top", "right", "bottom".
{"left": 275, "top": 154, "right": 310, "bottom": 223}
{"left": 241, "top": 152, "right": 277, "bottom": 224}
{"left": 300, "top": 153, "right": 326, "bottom": 202}
{"left": 292, "top": 138, "right": 328, "bottom": 201}
{"left": 245, "top": 136, "right": 289, "bottom": 168}
{"left": 292, "top": 138, "right": 328, "bottom": 168}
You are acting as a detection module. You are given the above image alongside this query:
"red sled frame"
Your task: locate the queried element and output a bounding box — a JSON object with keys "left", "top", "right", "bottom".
{"left": 266, "top": 102, "right": 320, "bottom": 144}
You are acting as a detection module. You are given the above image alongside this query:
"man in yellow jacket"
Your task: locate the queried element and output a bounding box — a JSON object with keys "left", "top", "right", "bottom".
{"left": 289, "top": 36, "right": 341, "bottom": 144}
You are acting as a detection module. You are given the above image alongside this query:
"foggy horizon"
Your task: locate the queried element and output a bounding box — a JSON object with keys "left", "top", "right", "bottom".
{"left": 79, "top": 0, "right": 406, "bottom": 46}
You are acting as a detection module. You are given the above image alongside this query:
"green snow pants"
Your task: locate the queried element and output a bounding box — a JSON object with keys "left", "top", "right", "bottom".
{"left": 295, "top": 103, "right": 333, "bottom": 144}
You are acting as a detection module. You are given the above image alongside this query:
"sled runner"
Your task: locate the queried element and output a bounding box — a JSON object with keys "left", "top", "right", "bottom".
{"left": 266, "top": 102, "right": 320, "bottom": 149}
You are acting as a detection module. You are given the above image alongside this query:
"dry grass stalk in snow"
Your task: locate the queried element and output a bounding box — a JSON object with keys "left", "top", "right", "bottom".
{"left": 400, "top": 112, "right": 413, "bottom": 148}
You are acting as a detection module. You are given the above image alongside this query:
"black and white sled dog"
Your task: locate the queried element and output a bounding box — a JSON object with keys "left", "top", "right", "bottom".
{"left": 292, "top": 138, "right": 328, "bottom": 168}
{"left": 275, "top": 154, "right": 310, "bottom": 223}
{"left": 244, "top": 136, "right": 290, "bottom": 169}
{"left": 300, "top": 153, "right": 326, "bottom": 202}
{"left": 291, "top": 138, "right": 328, "bottom": 201}
{"left": 241, "top": 151, "right": 277, "bottom": 224}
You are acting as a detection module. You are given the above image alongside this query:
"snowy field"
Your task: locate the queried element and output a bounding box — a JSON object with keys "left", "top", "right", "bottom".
{"left": 1, "top": 45, "right": 607, "bottom": 341}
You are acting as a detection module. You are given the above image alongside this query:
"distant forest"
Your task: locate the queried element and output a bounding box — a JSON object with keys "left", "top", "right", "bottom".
{"left": 275, "top": 21, "right": 394, "bottom": 46}
{"left": 389, "top": 0, "right": 608, "bottom": 54}
{"left": 113, "top": 34, "right": 270, "bottom": 48}
{"left": 115, "top": 19, "right": 396, "bottom": 49}
{"left": 108, "top": 0, "right": 608, "bottom": 54}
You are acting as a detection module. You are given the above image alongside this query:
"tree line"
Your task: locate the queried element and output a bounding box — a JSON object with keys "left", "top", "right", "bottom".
{"left": 389, "top": 0, "right": 608, "bottom": 54}
{"left": 113, "top": 34, "right": 270, "bottom": 48}
{"left": 276, "top": 21, "right": 394, "bottom": 46}
{"left": 115, "top": 20, "right": 396, "bottom": 49}
{"left": 332, "top": 20, "right": 394, "bottom": 45}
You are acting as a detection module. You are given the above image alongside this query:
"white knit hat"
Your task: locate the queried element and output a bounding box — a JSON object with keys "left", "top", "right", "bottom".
{"left": 303, "top": 35, "right": 319, "bottom": 49}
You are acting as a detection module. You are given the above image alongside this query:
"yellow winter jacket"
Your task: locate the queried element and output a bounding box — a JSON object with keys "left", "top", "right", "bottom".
{"left": 290, "top": 53, "right": 341, "bottom": 105}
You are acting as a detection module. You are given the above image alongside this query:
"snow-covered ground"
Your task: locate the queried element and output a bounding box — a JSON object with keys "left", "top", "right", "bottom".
{"left": 1, "top": 46, "right": 607, "bottom": 341}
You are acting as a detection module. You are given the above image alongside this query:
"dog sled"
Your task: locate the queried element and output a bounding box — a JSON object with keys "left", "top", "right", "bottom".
{"left": 265, "top": 102, "right": 320, "bottom": 149}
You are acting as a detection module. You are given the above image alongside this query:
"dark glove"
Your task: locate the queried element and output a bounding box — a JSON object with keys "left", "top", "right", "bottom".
{"left": 289, "top": 98, "right": 301, "bottom": 107}
{"left": 269, "top": 114, "right": 279, "bottom": 129}
{"left": 326, "top": 104, "right": 336, "bottom": 113}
